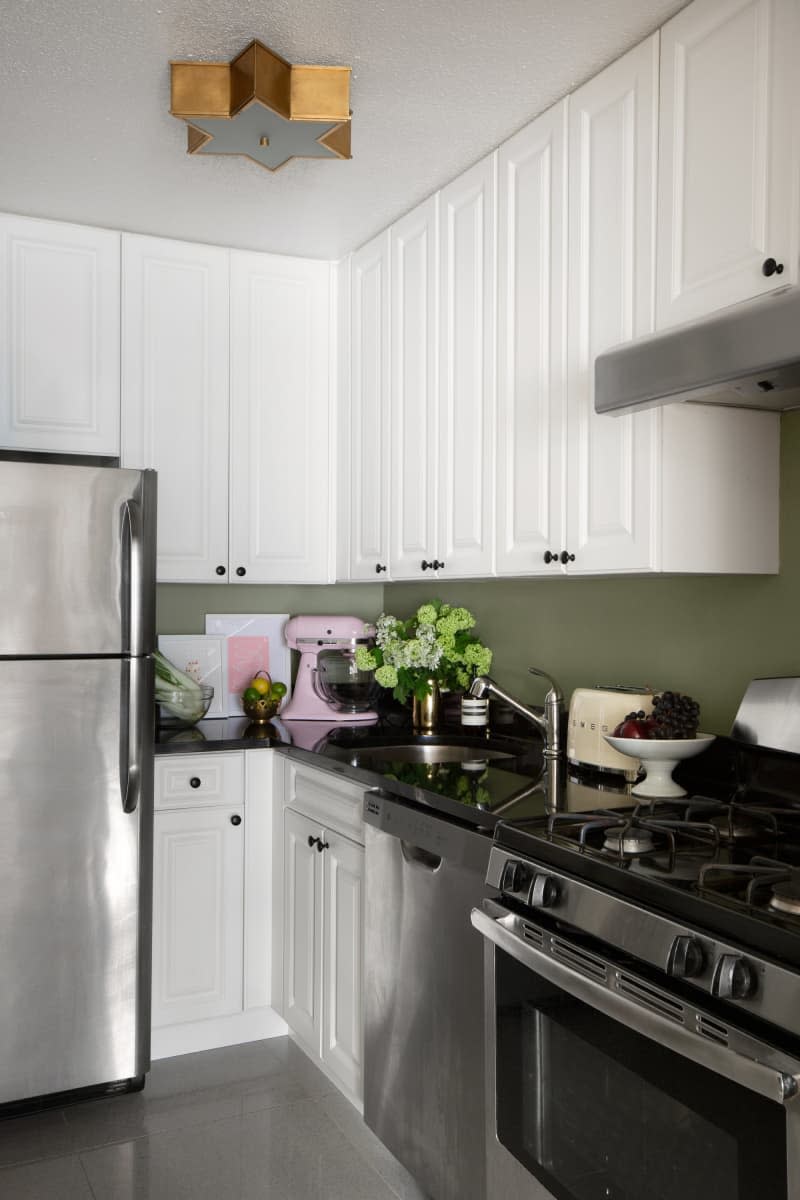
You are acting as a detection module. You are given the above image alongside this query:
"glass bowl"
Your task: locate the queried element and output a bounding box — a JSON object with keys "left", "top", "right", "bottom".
{"left": 603, "top": 732, "right": 716, "bottom": 798}
{"left": 157, "top": 684, "right": 214, "bottom": 729}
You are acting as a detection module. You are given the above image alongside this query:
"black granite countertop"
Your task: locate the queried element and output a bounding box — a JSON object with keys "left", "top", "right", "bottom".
{"left": 154, "top": 710, "right": 644, "bottom": 829}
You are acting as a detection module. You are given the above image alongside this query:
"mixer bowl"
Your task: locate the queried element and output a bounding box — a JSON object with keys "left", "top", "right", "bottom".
{"left": 313, "top": 646, "right": 381, "bottom": 714}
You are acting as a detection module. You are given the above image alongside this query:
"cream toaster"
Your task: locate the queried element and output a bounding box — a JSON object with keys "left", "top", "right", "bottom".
{"left": 568, "top": 685, "right": 654, "bottom": 779}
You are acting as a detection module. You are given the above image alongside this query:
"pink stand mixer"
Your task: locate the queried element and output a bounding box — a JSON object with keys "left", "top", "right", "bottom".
{"left": 281, "top": 615, "right": 380, "bottom": 723}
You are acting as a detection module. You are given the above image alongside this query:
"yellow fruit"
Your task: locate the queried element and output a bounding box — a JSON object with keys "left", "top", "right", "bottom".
{"left": 250, "top": 673, "right": 272, "bottom": 696}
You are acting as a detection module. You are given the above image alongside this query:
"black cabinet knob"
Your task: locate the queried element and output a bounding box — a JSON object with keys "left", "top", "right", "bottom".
{"left": 230, "top": 814, "right": 242, "bottom": 827}
{"left": 215, "top": 565, "right": 226, "bottom": 576}
{"left": 543, "top": 550, "right": 556, "bottom": 564}
{"left": 762, "top": 257, "right": 785, "bottom": 277}
{"left": 375, "top": 563, "right": 387, "bottom": 574}
{"left": 433, "top": 559, "right": 445, "bottom": 570}
{"left": 317, "top": 839, "right": 330, "bottom": 853}
{"left": 559, "top": 550, "right": 575, "bottom": 564}
{"left": 189, "top": 777, "right": 201, "bottom": 789}
{"left": 421, "top": 560, "right": 433, "bottom": 571}
{"left": 235, "top": 566, "right": 246, "bottom": 577}
{"left": 307, "top": 834, "right": 323, "bottom": 850}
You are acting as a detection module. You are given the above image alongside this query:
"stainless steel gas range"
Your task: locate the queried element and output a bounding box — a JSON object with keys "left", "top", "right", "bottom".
{"left": 473, "top": 678, "right": 800, "bottom": 1200}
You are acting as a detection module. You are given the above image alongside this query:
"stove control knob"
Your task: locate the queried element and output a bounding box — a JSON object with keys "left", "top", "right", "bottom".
{"left": 530, "top": 873, "right": 559, "bottom": 908}
{"left": 711, "top": 954, "right": 757, "bottom": 1000}
{"left": 666, "top": 935, "right": 705, "bottom": 979}
{"left": 500, "top": 859, "right": 531, "bottom": 895}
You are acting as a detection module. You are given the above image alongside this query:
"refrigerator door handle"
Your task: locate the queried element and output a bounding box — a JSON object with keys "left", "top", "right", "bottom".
{"left": 120, "top": 658, "right": 144, "bottom": 814}
{"left": 121, "top": 499, "right": 144, "bottom": 657}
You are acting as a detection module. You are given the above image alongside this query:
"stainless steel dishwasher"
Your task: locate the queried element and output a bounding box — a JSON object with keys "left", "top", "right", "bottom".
{"left": 363, "top": 790, "right": 493, "bottom": 1200}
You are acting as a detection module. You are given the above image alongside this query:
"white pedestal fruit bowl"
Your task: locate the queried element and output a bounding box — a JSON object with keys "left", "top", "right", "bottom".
{"left": 603, "top": 733, "right": 716, "bottom": 798}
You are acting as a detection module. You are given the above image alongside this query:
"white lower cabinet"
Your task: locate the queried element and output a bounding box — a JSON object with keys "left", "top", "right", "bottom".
{"left": 151, "top": 751, "right": 286, "bottom": 1059}
{"left": 152, "top": 804, "right": 244, "bottom": 1028}
{"left": 275, "top": 760, "right": 365, "bottom": 1103}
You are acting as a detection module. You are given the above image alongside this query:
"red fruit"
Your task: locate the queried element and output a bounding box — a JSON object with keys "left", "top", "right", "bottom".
{"left": 613, "top": 718, "right": 653, "bottom": 739}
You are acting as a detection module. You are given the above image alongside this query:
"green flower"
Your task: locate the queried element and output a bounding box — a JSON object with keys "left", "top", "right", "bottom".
{"left": 416, "top": 603, "right": 437, "bottom": 626}
{"left": 355, "top": 646, "right": 377, "bottom": 671}
{"left": 375, "top": 664, "right": 398, "bottom": 688}
{"left": 436, "top": 631, "right": 456, "bottom": 656}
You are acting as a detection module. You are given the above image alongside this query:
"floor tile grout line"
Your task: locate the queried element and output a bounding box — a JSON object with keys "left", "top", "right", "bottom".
{"left": 78, "top": 1152, "right": 100, "bottom": 1200}
{"left": 315, "top": 1097, "right": 417, "bottom": 1200}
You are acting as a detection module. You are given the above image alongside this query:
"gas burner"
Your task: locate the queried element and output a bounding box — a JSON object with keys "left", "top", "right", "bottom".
{"left": 683, "top": 796, "right": 780, "bottom": 842}
{"left": 769, "top": 882, "right": 800, "bottom": 916}
{"left": 603, "top": 828, "right": 657, "bottom": 856}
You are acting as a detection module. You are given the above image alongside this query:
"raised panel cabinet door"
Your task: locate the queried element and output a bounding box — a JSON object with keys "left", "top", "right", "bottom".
{"left": 151, "top": 806, "right": 245, "bottom": 1029}
{"left": 0, "top": 214, "right": 120, "bottom": 455}
{"left": 437, "top": 154, "right": 497, "bottom": 579}
{"left": 321, "top": 830, "right": 364, "bottom": 1100}
{"left": 566, "top": 36, "right": 660, "bottom": 575}
{"left": 657, "top": 0, "right": 799, "bottom": 328}
{"left": 349, "top": 232, "right": 391, "bottom": 580}
{"left": 230, "top": 253, "right": 332, "bottom": 584}
{"left": 496, "top": 101, "right": 568, "bottom": 577}
{"left": 283, "top": 808, "right": 322, "bottom": 1052}
{"left": 389, "top": 198, "right": 439, "bottom": 580}
{"left": 121, "top": 235, "right": 230, "bottom": 583}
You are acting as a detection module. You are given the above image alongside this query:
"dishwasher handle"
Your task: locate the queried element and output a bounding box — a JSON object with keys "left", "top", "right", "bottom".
{"left": 364, "top": 789, "right": 491, "bottom": 873}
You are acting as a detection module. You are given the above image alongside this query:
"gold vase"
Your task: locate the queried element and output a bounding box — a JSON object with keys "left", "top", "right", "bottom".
{"left": 412, "top": 679, "right": 440, "bottom": 733}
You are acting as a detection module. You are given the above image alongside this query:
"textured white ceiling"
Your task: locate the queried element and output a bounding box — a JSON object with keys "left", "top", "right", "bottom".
{"left": 0, "top": 0, "right": 686, "bottom": 259}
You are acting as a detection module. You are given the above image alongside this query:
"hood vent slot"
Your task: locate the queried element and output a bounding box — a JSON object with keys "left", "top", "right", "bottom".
{"left": 697, "top": 1016, "right": 729, "bottom": 1046}
{"left": 520, "top": 921, "right": 544, "bottom": 950}
{"left": 616, "top": 974, "right": 685, "bottom": 1023}
{"left": 550, "top": 938, "right": 607, "bottom": 982}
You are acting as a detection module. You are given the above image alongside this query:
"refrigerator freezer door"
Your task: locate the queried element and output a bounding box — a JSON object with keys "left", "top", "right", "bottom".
{"left": 0, "top": 461, "right": 156, "bottom": 657}
{"left": 0, "top": 656, "right": 153, "bottom": 1103}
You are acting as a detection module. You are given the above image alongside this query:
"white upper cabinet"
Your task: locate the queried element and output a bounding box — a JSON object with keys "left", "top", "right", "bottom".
{"left": 348, "top": 232, "right": 391, "bottom": 581}
{"left": 566, "top": 35, "right": 661, "bottom": 574}
{"left": 230, "top": 253, "right": 333, "bottom": 584}
{"left": 657, "top": 0, "right": 800, "bottom": 327}
{"left": 121, "top": 235, "right": 230, "bottom": 582}
{"left": 437, "top": 155, "right": 497, "bottom": 579}
{"left": 389, "top": 199, "right": 439, "bottom": 579}
{"left": 0, "top": 215, "right": 120, "bottom": 456}
{"left": 496, "top": 101, "right": 568, "bottom": 577}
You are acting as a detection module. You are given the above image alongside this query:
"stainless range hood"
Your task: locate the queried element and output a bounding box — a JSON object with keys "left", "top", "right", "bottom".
{"left": 595, "top": 286, "right": 800, "bottom": 416}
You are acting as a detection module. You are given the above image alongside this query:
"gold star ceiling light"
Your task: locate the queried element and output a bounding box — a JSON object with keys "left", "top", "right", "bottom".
{"left": 170, "top": 40, "right": 352, "bottom": 172}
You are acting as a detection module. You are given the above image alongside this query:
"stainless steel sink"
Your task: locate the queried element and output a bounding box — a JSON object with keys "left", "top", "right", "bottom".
{"left": 348, "top": 744, "right": 514, "bottom": 765}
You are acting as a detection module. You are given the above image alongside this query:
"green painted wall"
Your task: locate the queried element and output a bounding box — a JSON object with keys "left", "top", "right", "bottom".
{"left": 386, "top": 411, "right": 800, "bottom": 736}
{"left": 158, "top": 412, "right": 798, "bottom": 736}
{"left": 156, "top": 582, "right": 385, "bottom": 634}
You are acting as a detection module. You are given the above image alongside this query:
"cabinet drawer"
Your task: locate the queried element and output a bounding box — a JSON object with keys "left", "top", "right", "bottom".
{"left": 284, "top": 762, "right": 364, "bottom": 843}
{"left": 155, "top": 752, "right": 245, "bottom": 810}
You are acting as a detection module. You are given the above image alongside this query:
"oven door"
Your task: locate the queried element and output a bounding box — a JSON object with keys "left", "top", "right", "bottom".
{"left": 473, "top": 899, "right": 800, "bottom": 1200}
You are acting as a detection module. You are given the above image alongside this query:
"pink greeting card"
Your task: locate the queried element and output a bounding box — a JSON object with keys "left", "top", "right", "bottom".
{"left": 227, "top": 636, "right": 270, "bottom": 695}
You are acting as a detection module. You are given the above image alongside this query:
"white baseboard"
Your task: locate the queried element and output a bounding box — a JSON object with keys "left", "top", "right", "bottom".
{"left": 151, "top": 1007, "right": 289, "bottom": 1060}
{"left": 286, "top": 1029, "right": 363, "bottom": 1114}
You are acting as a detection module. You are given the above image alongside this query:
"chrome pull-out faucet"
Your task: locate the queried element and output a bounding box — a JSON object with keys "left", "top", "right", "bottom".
{"left": 469, "top": 666, "right": 563, "bottom": 759}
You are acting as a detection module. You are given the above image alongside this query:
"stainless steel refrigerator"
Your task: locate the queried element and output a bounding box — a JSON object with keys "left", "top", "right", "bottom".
{"left": 0, "top": 460, "right": 157, "bottom": 1108}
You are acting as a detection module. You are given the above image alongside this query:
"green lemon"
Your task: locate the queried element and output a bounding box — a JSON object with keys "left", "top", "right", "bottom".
{"left": 271, "top": 681, "right": 287, "bottom": 699}
{"left": 243, "top": 686, "right": 260, "bottom": 703}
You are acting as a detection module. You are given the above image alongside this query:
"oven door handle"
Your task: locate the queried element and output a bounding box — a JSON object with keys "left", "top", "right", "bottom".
{"left": 471, "top": 904, "right": 800, "bottom": 1108}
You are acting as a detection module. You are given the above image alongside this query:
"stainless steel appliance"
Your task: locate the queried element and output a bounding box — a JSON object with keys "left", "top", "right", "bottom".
{"left": 363, "top": 790, "right": 493, "bottom": 1200}
{"left": 473, "top": 678, "right": 800, "bottom": 1200}
{"left": 0, "top": 460, "right": 156, "bottom": 1109}
{"left": 595, "top": 284, "right": 800, "bottom": 416}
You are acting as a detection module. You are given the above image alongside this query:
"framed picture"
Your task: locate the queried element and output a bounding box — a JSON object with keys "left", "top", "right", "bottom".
{"left": 204, "top": 613, "right": 292, "bottom": 717}
{"left": 156, "top": 634, "right": 227, "bottom": 719}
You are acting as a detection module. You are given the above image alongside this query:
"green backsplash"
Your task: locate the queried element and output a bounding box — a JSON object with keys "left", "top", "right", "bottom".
{"left": 386, "top": 411, "right": 800, "bottom": 736}
{"left": 158, "top": 412, "right": 798, "bottom": 736}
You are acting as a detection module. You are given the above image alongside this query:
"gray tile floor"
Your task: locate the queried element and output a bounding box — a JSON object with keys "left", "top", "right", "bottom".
{"left": 0, "top": 1038, "right": 429, "bottom": 1200}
